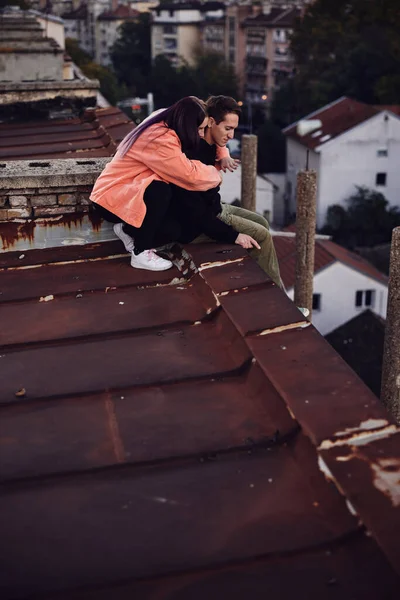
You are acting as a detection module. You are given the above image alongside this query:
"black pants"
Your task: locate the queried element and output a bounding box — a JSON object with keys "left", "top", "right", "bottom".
{"left": 96, "top": 181, "right": 182, "bottom": 254}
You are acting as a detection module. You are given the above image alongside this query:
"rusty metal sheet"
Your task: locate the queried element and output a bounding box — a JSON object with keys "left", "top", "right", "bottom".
{"left": 0, "top": 256, "right": 181, "bottom": 303}
{"left": 0, "top": 239, "right": 399, "bottom": 599}
{"left": 320, "top": 429, "right": 400, "bottom": 574}
{"left": 0, "top": 320, "right": 249, "bottom": 403}
{"left": 247, "top": 325, "right": 390, "bottom": 446}
{"left": 0, "top": 435, "right": 359, "bottom": 598}
{"left": 44, "top": 533, "right": 399, "bottom": 600}
{"left": 219, "top": 284, "right": 305, "bottom": 336}
{"left": 0, "top": 284, "right": 204, "bottom": 347}
{"left": 0, "top": 137, "right": 107, "bottom": 159}
{"left": 0, "top": 240, "right": 122, "bottom": 269}
{"left": 0, "top": 129, "right": 100, "bottom": 148}
{"left": 0, "top": 363, "right": 295, "bottom": 482}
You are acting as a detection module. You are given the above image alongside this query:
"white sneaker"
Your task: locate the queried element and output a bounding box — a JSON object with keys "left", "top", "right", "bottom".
{"left": 131, "top": 249, "right": 173, "bottom": 271}
{"left": 113, "top": 223, "right": 135, "bottom": 252}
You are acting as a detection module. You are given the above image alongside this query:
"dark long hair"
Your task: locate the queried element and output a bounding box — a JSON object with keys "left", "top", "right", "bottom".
{"left": 116, "top": 96, "right": 207, "bottom": 158}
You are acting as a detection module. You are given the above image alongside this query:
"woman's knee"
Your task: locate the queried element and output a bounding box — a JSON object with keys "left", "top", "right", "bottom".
{"left": 144, "top": 181, "right": 172, "bottom": 210}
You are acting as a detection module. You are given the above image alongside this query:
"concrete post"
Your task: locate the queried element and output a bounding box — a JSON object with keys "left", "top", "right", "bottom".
{"left": 294, "top": 169, "right": 317, "bottom": 316}
{"left": 241, "top": 134, "right": 257, "bottom": 212}
{"left": 381, "top": 227, "right": 400, "bottom": 423}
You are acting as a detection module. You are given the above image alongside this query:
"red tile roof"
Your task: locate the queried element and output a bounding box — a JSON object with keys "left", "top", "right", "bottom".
{"left": 0, "top": 239, "right": 399, "bottom": 597}
{"left": 243, "top": 6, "right": 301, "bottom": 27}
{"left": 98, "top": 5, "right": 140, "bottom": 20}
{"left": 274, "top": 234, "right": 388, "bottom": 288}
{"left": 284, "top": 97, "right": 400, "bottom": 150}
{"left": 0, "top": 107, "right": 134, "bottom": 160}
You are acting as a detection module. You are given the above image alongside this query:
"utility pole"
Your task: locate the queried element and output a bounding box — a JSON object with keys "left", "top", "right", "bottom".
{"left": 293, "top": 119, "right": 321, "bottom": 316}
{"left": 241, "top": 134, "right": 257, "bottom": 212}
{"left": 381, "top": 227, "right": 400, "bottom": 423}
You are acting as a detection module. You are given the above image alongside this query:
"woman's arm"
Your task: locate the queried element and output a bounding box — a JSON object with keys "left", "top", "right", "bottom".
{"left": 136, "top": 130, "right": 222, "bottom": 191}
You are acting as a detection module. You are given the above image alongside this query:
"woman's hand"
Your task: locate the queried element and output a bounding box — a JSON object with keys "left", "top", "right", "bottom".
{"left": 235, "top": 233, "right": 261, "bottom": 250}
{"left": 219, "top": 157, "right": 241, "bottom": 172}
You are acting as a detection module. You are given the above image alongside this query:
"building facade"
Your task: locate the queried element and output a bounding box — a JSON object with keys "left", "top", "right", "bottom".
{"left": 151, "top": 2, "right": 224, "bottom": 67}
{"left": 284, "top": 97, "right": 400, "bottom": 228}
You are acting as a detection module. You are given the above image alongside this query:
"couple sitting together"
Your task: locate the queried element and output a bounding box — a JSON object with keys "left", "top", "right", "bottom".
{"left": 90, "top": 95, "right": 282, "bottom": 288}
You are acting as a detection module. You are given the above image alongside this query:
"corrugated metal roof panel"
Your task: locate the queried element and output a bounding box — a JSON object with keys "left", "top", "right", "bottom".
{"left": 0, "top": 107, "right": 134, "bottom": 160}
{"left": 0, "top": 240, "right": 399, "bottom": 598}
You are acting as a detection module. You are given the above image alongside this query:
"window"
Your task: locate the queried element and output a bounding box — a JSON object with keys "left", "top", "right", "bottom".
{"left": 377, "top": 149, "right": 388, "bottom": 157}
{"left": 312, "top": 294, "right": 321, "bottom": 311}
{"left": 163, "top": 25, "right": 177, "bottom": 34}
{"left": 355, "top": 290, "right": 375, "bottom": 308}
{"left": 376, "top": 172, "right": 387, "bottom": 186}
{"left": 164, "top": 38, "right": 177, "bottom": 50}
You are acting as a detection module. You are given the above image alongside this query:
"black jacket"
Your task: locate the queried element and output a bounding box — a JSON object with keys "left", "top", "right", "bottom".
{"left": 170, "top": 140, "right": 238, "bottom": 245}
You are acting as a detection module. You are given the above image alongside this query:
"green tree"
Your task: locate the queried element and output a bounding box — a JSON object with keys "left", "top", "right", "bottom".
{"left": 147, "top": 55, "right": 197, "bottom": 108}
{"left": 110, "top": 14, "right": 151, "bottom": 95}
{"left": 192, "top": 51, "right": 238, "bottom": 99}
{"left": 65, "top": 38, "right": 123, "bottom": 105}
{"left": 273, "top": 0, "right": 400, "bottom": 125}
{"left": 321, "top": 186, "right": 400, "bottom": 248}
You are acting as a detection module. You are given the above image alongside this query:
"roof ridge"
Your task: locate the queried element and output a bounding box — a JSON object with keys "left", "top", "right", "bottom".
{"left": 282, "top": 96, "right": 349, "bottom": 133}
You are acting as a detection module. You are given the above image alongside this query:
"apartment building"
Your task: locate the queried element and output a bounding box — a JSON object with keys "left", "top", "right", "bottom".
{"left": 242, "top": 3, "right": 301, "bottom": 103}
{"left": 96, "top": 4, "right": 139, "bottom": 66}
{"left": 151, "top": 2, "right": 224, "bottom": 67}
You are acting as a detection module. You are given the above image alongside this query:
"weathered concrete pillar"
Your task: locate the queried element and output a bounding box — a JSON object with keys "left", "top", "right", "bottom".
{"left": 381, "top": 227, "right": 400, "bottom": 422}
{"left": 241, "top": 134, "right": 257, "bottom": 212}
{"left": 294, "top": 169, "right": 317, "bottom": 316}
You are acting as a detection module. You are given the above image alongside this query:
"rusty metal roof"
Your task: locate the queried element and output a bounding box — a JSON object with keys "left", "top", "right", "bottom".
{"left": 274, "top": 234, "right": 388, "bottom": 289}
{"left": 0, "top": 106, "right": 134, "bottom": 160}
{"left": 0, "top": 240, "right": 399, "bottom": 598}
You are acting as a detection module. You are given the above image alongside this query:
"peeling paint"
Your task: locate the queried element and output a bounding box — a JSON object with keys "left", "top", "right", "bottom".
{"left": 345, "top": 499, "right": 358, "bottom": 517}
{"left": 199, "top": 257, "right": 245, "bottom": 271}
{"left": 256, "top": 321, "right": 310, "bottom": 336}
{"left": 335, "top": 419, "right": 389, "bottom": 438}
{"left": 1, "top": 254, "right": 127, "bottom": 272}
{"left": 319, "top": 424, "right": 398, "bottom": 450}
{"left": 371, "top": 459, "right": 400, "bottom": 507}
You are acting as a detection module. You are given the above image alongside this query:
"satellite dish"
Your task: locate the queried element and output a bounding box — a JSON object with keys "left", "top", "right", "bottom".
{"left": 297, "top": 119, "right": 323, "bottom": 137}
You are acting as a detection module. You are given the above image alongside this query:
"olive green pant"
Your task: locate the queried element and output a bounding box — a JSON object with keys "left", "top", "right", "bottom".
{"left": 194, "top": 204, "right": 282, "bottom": 288}
{"left": 218, "top": 204, "right": 282, "bottom": 287}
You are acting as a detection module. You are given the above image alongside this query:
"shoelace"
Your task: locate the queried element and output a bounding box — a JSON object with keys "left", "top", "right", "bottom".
{"left": 144, "top": 249, "right": 159, "bottom": 261}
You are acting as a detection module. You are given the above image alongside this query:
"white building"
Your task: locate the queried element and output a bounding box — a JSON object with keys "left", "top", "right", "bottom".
{"left": 273, "top": 234, "right": 388, "bottom": 335}
{"left": 96, "top": 5, "right": 139, "bottom": 66}
{"left": 220, "top": 165, "right": 276, "bottom": 222}
{"left": 283, "top": 96, "right": 400, "bottom": 229}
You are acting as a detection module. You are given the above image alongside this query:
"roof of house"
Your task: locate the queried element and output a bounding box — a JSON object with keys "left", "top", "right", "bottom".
{"left": 154, "top": 1, "right": 224, "bottom": 12}
{"left": 283, "top": 97, "right": 400, "bottom": 150}
{"left": 243, "top": 6, "right": 301, "bottom": 27}
{"left": 273, "top": 234, "right": 388, "bottom": 289}
{"left": 326, "top": 309, "right": 386, "bottom": 398}
{"left": 0, "top": 237, "right": 399, "bottom": 598}
{"left": 62, "top": 5, "right": 88, "bottom": 20}
{"left": 0, "top": 106, "right": 134, "bottom": 160}
{"left": 98, "top": 5, "right": 140, "bottom": 21}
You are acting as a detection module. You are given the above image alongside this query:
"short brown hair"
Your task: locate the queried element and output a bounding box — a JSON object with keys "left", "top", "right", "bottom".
{"left": 205, "top": 95, "right": 241, "bottom": 124}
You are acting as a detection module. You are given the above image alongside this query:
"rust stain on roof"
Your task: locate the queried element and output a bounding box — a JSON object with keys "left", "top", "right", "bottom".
{"left": 0, "top": 240, "right": 399, "bottom": 598}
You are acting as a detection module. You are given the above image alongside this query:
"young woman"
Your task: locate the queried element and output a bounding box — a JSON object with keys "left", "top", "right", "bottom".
{"left": 90, "top": 96, "right": 258, "bottom": 271}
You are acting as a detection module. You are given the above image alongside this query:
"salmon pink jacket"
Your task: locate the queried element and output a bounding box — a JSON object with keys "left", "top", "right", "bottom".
{"left": 90, "top": 122, "right": 229, "bottom": 228}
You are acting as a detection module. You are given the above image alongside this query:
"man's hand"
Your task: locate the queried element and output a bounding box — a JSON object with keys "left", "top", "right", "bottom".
{"left": 219, "top": 157, "right": 241, "bottom": 173}
{"left": 235, "top": 233, "right": 261, "bottom": 250}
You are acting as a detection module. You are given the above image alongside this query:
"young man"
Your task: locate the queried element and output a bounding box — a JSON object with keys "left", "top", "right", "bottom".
{"left": 171, "top": 95, "right": 282, "bottom": 288}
